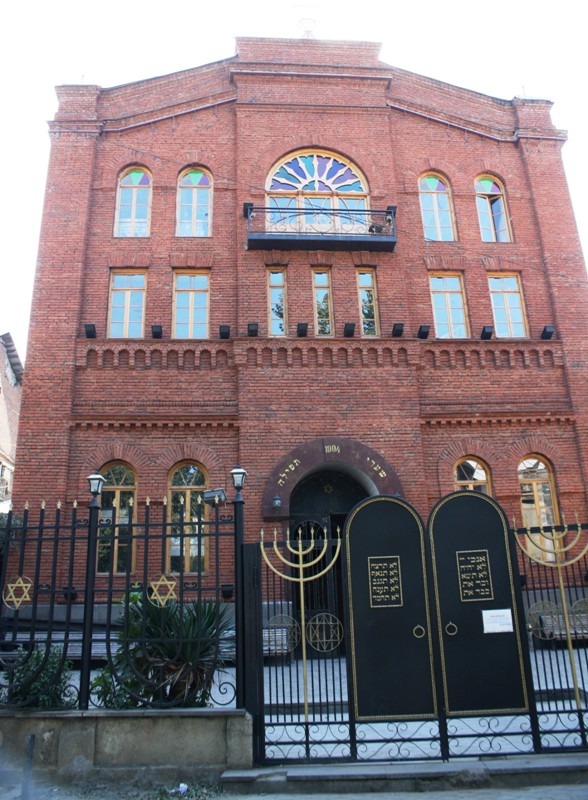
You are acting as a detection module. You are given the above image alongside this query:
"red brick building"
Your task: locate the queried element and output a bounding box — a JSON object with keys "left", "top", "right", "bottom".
{"left": 14, "top": 36, "right": 588, "bottom": 563}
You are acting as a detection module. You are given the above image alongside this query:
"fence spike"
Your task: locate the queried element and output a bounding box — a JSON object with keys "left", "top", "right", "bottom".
{"left": 260, "top": 527, "right": 265, "bottom": 541}
{"left": 41, "top": 500, "right": 46, "bottom": 510}
{"left": 163, "top": 496, "right": 167, "bottom": 506}
{"left": 73, "top": 500, "right": 78, "bottom": 509}
{"left": 25, "top": 501, "right": 29, "bottom": 510}
{"left": 146, "top": 496, "right": 150, "bottom": 506}
{"left": 57, "top": 501, "right": 61, "bottom": 509}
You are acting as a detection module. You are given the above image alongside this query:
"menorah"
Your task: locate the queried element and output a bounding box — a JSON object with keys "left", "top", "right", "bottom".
{"left": 260, "top": 525, "right": 341, "bottom": 724}
{"left": 514, "top": 515, "right": 588, "bottom": 721}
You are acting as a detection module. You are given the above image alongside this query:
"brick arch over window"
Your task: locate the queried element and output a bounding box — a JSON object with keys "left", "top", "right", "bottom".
{"left": 159, "top": 443, "right": 225, "bottom": 476}
{"left": 262, "top": 437, "right": 403, "bottom": 520}
{"left": 78, "top": 444, "right": 150, "bottom": 495}
{"left": 437, "top": 438, "right": 501, "bottom": 495}
{"left": 504, "top": 436, "right": 565, "bottom": 469}
{"left": 402, "top": 162, "right": 455, "bottom": 192}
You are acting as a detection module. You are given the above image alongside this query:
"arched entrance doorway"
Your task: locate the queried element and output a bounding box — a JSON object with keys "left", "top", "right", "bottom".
{"left": 288, "top": 468, "right": 368, "bottom": 650}
{"left": 289, "top": 468, "right": 368, "bottom": 534}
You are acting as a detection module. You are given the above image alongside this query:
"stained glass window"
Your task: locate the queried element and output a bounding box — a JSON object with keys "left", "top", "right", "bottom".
{"left": 475, "top": 176, "right": 511, "bottom": 242}
{"left": 176, "top": 169, "right": 212, "bottom": 237}
{"left": 267, "top": 151, "right": 368, "bottom": 234}
{"left": 419, "top": 174, "right": 455, "bottom": 241}
{"left": 115, "top": 168, "right": 151, "bottom": 237}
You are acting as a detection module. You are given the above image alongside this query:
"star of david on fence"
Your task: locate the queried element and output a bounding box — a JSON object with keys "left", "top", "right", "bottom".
{"left": 307, "top": 612, "right": 343, "bottom": 652}
{"left": 148, "top": 574, "right": 178, "bottom": 606}
{"left": 3, "top": 576, "right": 34, "bottom": 610}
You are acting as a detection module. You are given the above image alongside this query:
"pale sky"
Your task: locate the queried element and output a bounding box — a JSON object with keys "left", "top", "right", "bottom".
{"left": 1, "top": 0, "right": 586, "bottom": 360}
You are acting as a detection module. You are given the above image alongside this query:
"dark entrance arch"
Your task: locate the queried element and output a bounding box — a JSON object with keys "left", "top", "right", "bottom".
{"left": 288, "top": 468, "right": 368, "bottom": 646}
{"left": 262, "top": 437, "right": 404, "bottom": 519}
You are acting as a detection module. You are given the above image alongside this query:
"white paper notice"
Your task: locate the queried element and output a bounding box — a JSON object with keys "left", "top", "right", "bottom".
{"left": 482, "top": 608, "right": 513, "bottom": 633}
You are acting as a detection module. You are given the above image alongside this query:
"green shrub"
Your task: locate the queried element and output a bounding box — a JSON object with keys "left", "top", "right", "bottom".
{"left": 1, "top": 646, "right": 74, "bottom": 709}
{"left": 93, "top": 595, "right": 231, "bottom": 708}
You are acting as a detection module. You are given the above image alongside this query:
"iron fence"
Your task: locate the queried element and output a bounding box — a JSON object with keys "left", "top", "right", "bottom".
{"left": 0, "top": 500, "right": 238, "bottom": 711}
{"left": 2, "top": 505, "right": 588, "bottom": 763}
{"left": 248, "top": 522, "right": 588, "bottom": 763}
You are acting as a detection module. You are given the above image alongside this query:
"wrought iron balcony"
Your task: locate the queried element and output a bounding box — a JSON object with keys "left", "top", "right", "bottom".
{"left": 243, "top": 204, "right": 397, "bottom": 251}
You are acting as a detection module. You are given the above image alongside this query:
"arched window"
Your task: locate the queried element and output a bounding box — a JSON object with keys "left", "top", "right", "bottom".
{"left": 475, "top": 176, "right": 511, "bottom": 242}
{"left": 454, "top": 457, "right": 491, "bottom": 494}
{"left": 266, "top": 150, "right": 369, "bottom": 234}
{"left": 98, "top": 462, "right": 136, "bottom": 573}
{"left": 176, "top": 168, "right": 212, "bottom": 237}
{"left": 419, "top": 174, "right": 456, "bottom": 241}
{"left": 518, "top": 456, "right": 558, "bottom": 562}
{"left": 168, "top": 462, "right": 208, "bottom": 573}
{"left": 114, "top": 168, "right": 151, "bottom": 237}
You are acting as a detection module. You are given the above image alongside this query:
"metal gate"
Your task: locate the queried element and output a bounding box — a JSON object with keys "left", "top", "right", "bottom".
{"left": 244, "top": 493, "right": 588, "bottom": 763}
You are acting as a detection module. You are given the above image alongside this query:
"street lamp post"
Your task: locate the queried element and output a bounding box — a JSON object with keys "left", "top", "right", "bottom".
{"left": 231, "top": 466, "right": 247, "bottom": 708}
{"left": 79, "top": 471, "right": 106, "bottom": 709}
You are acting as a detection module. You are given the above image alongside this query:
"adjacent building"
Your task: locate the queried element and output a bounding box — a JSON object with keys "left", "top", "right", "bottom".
{"left": 13, "top": 38, "right": 588, "bottom": 574}
{"left": 0, "top": 333, "right": 23, "bottom": 513}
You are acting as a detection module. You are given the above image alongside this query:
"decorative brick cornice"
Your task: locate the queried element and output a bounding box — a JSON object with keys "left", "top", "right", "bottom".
{"left": 70, "top": 418, "right": 237, "bottom": 431}
{"left": 421, "top": 414, "right": 574, "bottom": 429}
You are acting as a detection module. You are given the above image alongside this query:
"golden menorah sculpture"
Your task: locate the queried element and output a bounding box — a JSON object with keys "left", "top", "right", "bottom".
{"left": 513, "top": 514, "right": 588, "bottom": 718}
{"left": 260, "top": 525, "right": 341, "bottom": 724}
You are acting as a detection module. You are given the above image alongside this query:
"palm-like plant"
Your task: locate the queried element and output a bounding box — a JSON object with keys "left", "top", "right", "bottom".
{"left": 102, "top": 594, "right": 231, "bottom": 707}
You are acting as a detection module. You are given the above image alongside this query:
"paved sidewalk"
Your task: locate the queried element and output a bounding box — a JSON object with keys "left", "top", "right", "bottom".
{"left": 2, "top": 783, "right": 588, "bottom": 800}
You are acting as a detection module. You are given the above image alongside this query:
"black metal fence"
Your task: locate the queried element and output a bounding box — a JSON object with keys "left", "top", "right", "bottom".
{"left": 0, "top": 499, "right": 238, "bottom": 711}
{"left": 2, "top": 505, "right": 588, "bottom": 763}
{"left": 246, "top": 523, "right": 588, "bottom": 763}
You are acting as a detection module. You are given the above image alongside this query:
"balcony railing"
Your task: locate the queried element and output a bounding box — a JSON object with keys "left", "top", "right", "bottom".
{"left": 244, "top": 204, "right": 397, "bottom": 251}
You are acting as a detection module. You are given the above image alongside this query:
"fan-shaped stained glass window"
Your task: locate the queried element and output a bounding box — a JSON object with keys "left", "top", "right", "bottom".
{"left": 419, "top": 174, "right": 456, "bottom": 241}
{"left": 266, "top": 151, "right": 369, "bottom": 234}
{"left": 176, "top": 169, "right": 212, "bottom": 237}
{"left": 475, "top": 176, "right": 511, "bottom": 242}
{"left": 115, "top": 168, "right": 152, "bottom": 237}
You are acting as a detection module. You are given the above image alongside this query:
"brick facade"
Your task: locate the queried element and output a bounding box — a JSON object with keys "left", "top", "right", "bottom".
{"left": 13, "top": 37, "right": 588, "bottom": 544}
